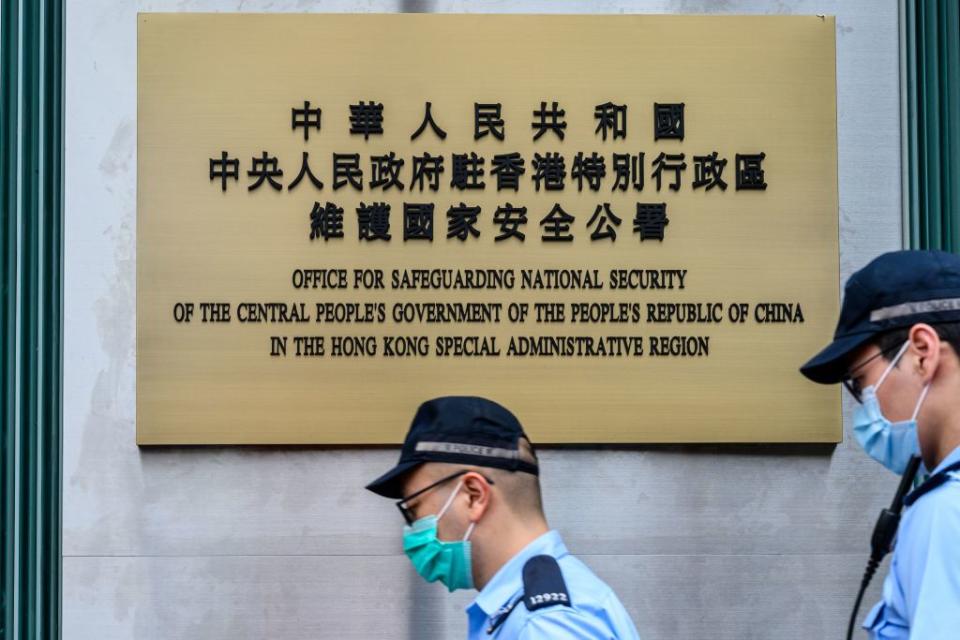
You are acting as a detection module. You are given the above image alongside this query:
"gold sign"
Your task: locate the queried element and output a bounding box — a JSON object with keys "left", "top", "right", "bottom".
{"left": 137, "top": 14, "right": 840, "bottom": 444}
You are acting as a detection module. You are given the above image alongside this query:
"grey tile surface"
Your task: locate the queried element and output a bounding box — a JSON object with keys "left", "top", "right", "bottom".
{"left": 63, "top": 553, "right": 885, "bottom": 640}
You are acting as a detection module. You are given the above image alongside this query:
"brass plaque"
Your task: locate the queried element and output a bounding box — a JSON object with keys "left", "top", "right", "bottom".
{"left": 137, "top": 14, "right": 840, "bottom": 444}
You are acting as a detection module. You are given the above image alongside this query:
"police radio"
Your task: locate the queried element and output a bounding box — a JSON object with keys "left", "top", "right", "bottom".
{"left": 846, "top": 455, "right": 922, "bottom": 640}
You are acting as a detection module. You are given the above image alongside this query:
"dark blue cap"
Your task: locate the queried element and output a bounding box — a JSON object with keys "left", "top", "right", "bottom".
{"left": 365, "top": 396, "right": 538, "bottom": 498}
{"left": 801, "top": 249, "right": 960, "bottom": 384}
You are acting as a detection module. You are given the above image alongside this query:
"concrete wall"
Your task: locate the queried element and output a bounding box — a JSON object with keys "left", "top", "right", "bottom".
{"left": 62, "top": 1, "right": 903, "bottom": 638}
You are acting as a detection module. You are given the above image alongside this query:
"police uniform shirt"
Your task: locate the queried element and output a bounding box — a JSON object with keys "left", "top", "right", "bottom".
{"left": 466, "top": 530, "right": 641, "bottom": 639}
{"left": 864, "top": 444, "right": 960, "bottom": 638}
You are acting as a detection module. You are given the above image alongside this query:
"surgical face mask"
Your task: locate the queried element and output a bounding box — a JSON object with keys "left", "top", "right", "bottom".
{"left": 402, "top": 480, "right": 476, "bottom": 592}
{"left": 852, "top": 341, "right": 930, "bottom": 475}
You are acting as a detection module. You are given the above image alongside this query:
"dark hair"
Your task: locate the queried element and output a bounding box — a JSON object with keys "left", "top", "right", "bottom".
{"left": 873, "top": 321, "right": 960, "bottom": 363}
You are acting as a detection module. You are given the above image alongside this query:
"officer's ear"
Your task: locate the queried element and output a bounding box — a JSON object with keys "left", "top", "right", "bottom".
{"left": 908, "top": 323, "right": 941, "bottom": 383}
{"left": 461, "top": 471, "right": 492, "bottom": 519}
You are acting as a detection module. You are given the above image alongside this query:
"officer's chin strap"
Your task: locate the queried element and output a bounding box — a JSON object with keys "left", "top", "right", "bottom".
{"left": 846, "top": 455, "right": 922, "bottom": 640}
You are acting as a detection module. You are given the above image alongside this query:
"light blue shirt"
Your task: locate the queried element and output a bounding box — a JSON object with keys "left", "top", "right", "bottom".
{"left": 466, "top": 530, "right": 641, "bottom": 639}
{"left": 864, "top": 444, "right": 960, "bottom": 639}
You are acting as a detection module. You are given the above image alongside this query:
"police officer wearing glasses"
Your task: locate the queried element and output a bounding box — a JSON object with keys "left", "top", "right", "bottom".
{"left": 801, "top": 250, "right": 960, "bottom": 638}
{"left": 366, "top": 396, "right": 641, "bottom": 639}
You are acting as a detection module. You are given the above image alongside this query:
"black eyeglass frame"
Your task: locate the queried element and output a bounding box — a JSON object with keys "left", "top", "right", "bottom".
{"left": 840, "top": 342, "right": 905, "bottom": 403}
{"left": 395, "top": 469, "right": 495, "bottom": 525}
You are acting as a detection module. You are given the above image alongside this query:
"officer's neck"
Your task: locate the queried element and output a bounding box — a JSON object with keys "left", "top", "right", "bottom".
{"left": 927, "top": 412, "right": 960, "bottom": 471}
{"left": 473, "top": 517, "right": 550, "bottom": 591}
{"left": 924, "top": 362, "right": 960, "bottom": 470}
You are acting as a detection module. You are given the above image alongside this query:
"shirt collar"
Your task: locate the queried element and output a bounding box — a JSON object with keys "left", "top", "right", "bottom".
{"left": 468, "top": 530, "right": 569, "bottom": 617}
{"left": 932, "top": 444, "right": 960, "bottom": 475}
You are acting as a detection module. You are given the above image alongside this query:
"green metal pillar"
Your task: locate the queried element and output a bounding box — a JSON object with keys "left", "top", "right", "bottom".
{"left": 902, "top": 0, "right": 960, "bottom": 251}
{"left": 1, "top": 0, "right": 64, "bottom": 638}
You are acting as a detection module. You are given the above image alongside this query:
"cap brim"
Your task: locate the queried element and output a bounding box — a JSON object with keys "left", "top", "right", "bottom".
{"left": 799, "top": 332, "right": 876, "bottom": 384}
{"left": 364, "top": 460, "right": 423, "bottom": 498}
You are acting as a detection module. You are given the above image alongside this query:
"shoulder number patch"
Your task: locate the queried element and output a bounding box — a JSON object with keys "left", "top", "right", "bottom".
{"left": 522, "top": 555, "right": 572, "bottom": 612}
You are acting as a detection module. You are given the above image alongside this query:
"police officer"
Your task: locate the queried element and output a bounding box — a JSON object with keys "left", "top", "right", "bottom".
{"left": 800, "top": 250, "right": 960, "bottom": 638}
{"left": 366, "top": 396, "right": 641, "bottom": 639}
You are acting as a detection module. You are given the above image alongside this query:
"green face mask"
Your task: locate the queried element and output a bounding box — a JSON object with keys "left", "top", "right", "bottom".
{"left": 402, "top": 480, "right": 476, "bottom": 592}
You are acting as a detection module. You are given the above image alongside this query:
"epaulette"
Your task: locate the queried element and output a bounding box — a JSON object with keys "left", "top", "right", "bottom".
{"left": 486, "top": 555, "right": 572, "bottom": 635}
{"left": 522, "top": 555, "right": 572, "bottom": 612}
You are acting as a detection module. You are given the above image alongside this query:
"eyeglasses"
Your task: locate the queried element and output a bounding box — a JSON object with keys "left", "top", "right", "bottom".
{"left": 395, "top": 470, "right": 495, "bottom": 526}
{"left": 841, "top": 343, "right": 903, "bottom": 403}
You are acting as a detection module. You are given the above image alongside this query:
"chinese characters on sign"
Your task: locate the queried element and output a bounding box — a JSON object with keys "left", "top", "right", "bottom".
{"left": 209, "top": 100, "right": 768, "bottom": 244}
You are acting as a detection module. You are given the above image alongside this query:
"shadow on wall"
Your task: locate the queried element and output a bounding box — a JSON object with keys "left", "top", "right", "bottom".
{"left": 401, "top": 0, "right": 437, "bottom": 12}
